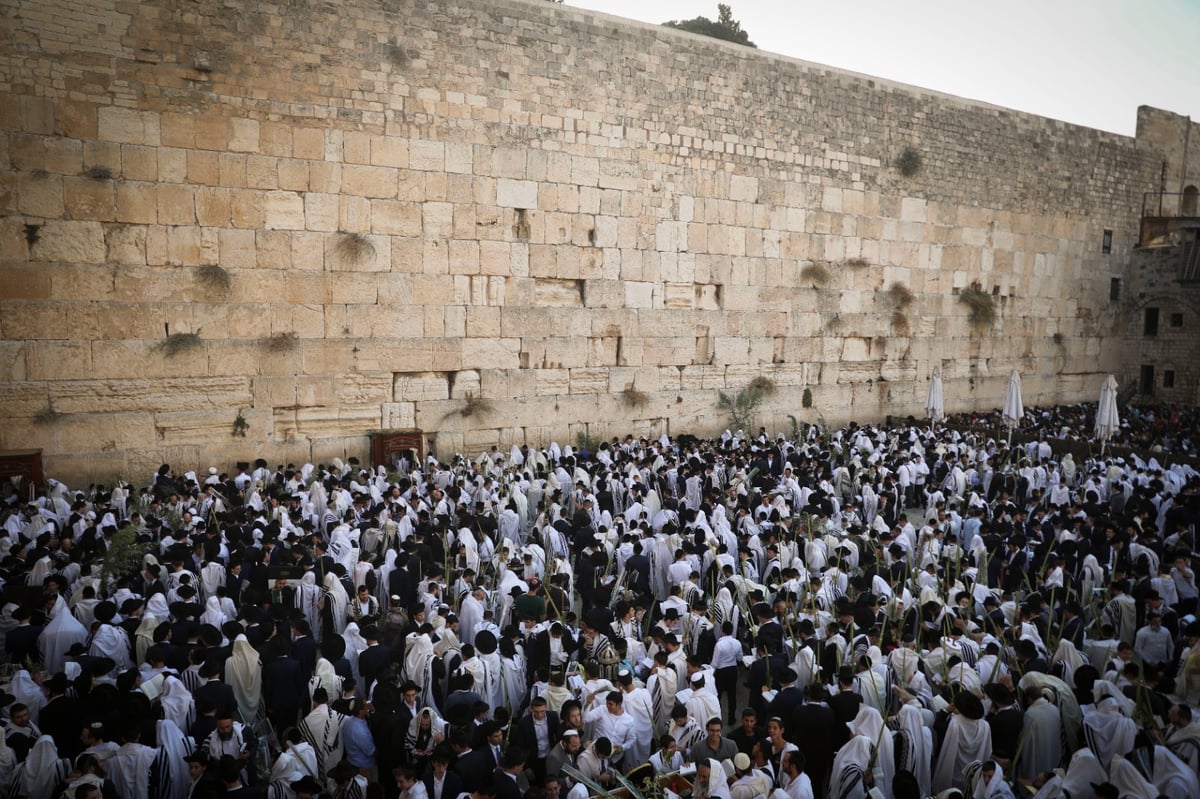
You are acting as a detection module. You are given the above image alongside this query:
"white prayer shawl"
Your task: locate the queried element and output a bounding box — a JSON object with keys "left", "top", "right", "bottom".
{"left": 0, "top": 728, "right": 14, "bottom": 797}
{"left": 478, "top": 649, "right": 503, "bottom": 711}
{"left": 299, "top": 704, "right": 345, "bottom": 775}
{"left": 932, "top": 714, "right": 992, "bottom": 792}
{"left": 1031, "top": 747, "right": 1106, "bottom": 799}
{"left": 135, "top": 614, "right": 160, "bottom": 665}
{"left": 16, "top": 736, "right": 68, "bottom": 799}
{"left": 1050, "top": 640, "right": 1087, "bottom": 681}
{"left": 229, "top": 634, "right": 263, "bottom": 724}
{"left": 847, "top": 706, "right": 894, "bottom": 799}
{"left": 972, "top": 766, "right": 1015, "bottom": 799}
{"left": 156, "top": 719, "right": 194, "bottom": 799}
{"left": 829, "top": 735, "right": 874, "bottom": 799}
{"left": 458, "top": 594, "right": 484, "bottom": 646}
{"left": 89, "top": 622, "right": 132, "bottom": 672}
{"left": 1018, "top": 698, "right": 1062, "bottom": 779}
{"left": 9, "top": 671, "right": 46, "bottom": 725}
{"left": 110, "top": 741, "right": 158, "bottom": 799}
{"left": 39, "top": 599, "right": 88, "bottom": 674}
{"left": 269, "top": 740, "right": 320, "bottom": 787}
{"left": 698, "top": 758, "right": 732, "bottom": 799}
{"left": 200, "top": 595, "right": 227, "bottom": 628}
{"left": 1082, "top": 697, "right": 1136, "bottom": 770}
{"left": 322, "top": 573, "right": 349, "bottom": 635}
{"left": 310, "top": 658, "right": 341, "bottom": 703}
{"left": 1106, "top": 754, "right": 1157, "bottom": 799}
{"left": 294, "top": 572, "right": 322, "bottom": 638}
{"left": 895, "top": 704, "right": 933, "bottom": 797}
{"left": 1017, "top": 671, "right": 1083, "bottom": 754}
{"left": 377, "top": 550, "right": 397, "bottom": 607}
{"left": 499, "top": 653, "right": 526, "bottom": 715}
{"left": 403, "top": 633, "right": 438, "bottom": 710}
{"left": 159, "top": 674, "right": 195, "bottom": 732}
{"left": 1143, "top": 744, "right": 1200, "bottom": 797}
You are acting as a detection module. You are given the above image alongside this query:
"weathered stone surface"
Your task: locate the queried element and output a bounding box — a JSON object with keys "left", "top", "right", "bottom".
{"left": 0, "top": 0, "right": 1191, "bottom": 480}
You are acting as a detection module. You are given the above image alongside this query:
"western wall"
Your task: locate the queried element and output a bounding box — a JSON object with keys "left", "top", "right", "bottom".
{"left": 0, "top": 0, "right": 1193, "bottom": 483}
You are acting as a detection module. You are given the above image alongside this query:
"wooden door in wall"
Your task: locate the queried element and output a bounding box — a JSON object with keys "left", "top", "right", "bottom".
{"left": 0, "top": 450, "right": 44, "bottom": 501}
{"left": 369, "top": 431, "right": 424, "bottom": 471}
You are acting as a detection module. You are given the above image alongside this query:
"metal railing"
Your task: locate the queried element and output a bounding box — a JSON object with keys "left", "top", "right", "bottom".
{"left": 1142, "top": 190, "right": 1200, "bottom": 219}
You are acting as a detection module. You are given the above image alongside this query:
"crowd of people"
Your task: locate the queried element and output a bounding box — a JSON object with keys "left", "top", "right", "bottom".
{"left": 1, "top": 405, "right": 1199, "bottom": 799}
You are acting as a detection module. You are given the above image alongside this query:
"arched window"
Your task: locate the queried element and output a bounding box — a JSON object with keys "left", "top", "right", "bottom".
{"left": 1183, "top": 185, "right": 1198, "bottom": 216}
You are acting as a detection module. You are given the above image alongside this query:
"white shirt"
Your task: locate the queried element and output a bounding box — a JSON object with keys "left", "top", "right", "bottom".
{"left": 712, "top": 636, "right": 742, "bottom": 670}
{"left": 533, "top": 717, "right": 550, "bottom": 757}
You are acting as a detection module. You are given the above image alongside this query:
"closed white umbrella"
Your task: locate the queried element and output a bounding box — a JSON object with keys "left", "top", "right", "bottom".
{"left": 1002, "top": 370, "right": 1024, "bottom": 445}
{"left": 925, "top": 368, "right": 945, "bottom": 424}
{"left": 1095, "top": 374, "right": 1120, "bottom": 455}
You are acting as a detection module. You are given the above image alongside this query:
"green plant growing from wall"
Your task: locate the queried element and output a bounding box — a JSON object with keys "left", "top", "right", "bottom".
{"left": 958, "top": 284, "right": 995, "bottom": 333}
{"left": 621, "top": 385, "right": 649, "bottom": 408}
{"left": 801, "top": 263, "right": 831, "bottom": 286}
{"left": 196, "top": 264, "right": 232, "bottom": 293}
{"left": 335, "top": 231, "right": 376, "bottom": 264}
{"left": 232, "top": 411, "right": 249, "bottom": 437}
{"left": 717, "top": 377, "right": 774, "bottom": 432}
{"left": 575, "top": 431, "right": 603, "bottom": 453}
{"left": 802, "top": 387, "right": 813, "bottom": 408}
{"left": 263, "top": 332, "right": 298, "bottom": 352}
{"left": 34, "top": 405, "right": 64, "bottom": 425}
{"left": 85, "top": 165, "right": 113, "bottom": 180}
{"left": 896, "top": 146, "right": 922, "bottom": 177}
{"left": 154, "top": 331, "right": 202, "bottom": 357}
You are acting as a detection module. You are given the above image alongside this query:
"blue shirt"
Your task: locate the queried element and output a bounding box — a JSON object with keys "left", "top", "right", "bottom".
{"left": 342, "top": 716, "right": 375, "bottom": 767}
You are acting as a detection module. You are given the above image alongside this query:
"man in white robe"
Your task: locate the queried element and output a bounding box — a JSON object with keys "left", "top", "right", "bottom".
{"left": 1018, "top": 688, "right": 1062, "bottom": 780}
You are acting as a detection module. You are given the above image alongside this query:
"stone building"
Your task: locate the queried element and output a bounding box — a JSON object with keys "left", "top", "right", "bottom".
{"left": 1, "top": 0, "right": 1197, "bottom": 482}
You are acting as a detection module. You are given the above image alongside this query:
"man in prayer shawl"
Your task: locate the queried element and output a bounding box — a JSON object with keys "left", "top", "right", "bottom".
{"left": 1082, "top": 695, "right": 1137, "bottom": 770}
{"left": 228, "top": 634, "right": 264, "bottom": 726}
{"left": 894, "top": 702, "right": 933, "bottom": 797}
{"left": 846, "top": 705, "right": 894, "bottom": 799}
{"left": 155, "top": 718, "right": 195, "bottom": 799}
{"left": 11, "top": 735, "right": 70, "bottom": 799}
{"left": 1163, "top": 703, "right": 1200, "bottom": 772}
{"left": 299, "top": 688, "right": 345, "bottom": 777}
{"left": 402, "top": 628, "right": 440, "bottom": 711}
{"left": 1017, "top": 686, "right": 1062, "bottom": 780}
{"left": 458, "top": 586, "right": 485, "bottom": 647}
{"left": 693, "top": 757, "right": 732, "bottom": 799}
{"left": 933, "top": 691, "right": 992, "bottom": 793}
{"left": 87, "top": 600, "right": 132, "bottom": 672}
{"left": 267, "top": 728, "right": 320, "bottom": 797}
{"left": 110, "top": 723, "right": 162, "bottom": 799}
{"left": 39, "top": 598, "right": 88, "bottom": 674}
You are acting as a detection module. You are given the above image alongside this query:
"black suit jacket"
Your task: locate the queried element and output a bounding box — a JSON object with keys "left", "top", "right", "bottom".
{"left": 453, "top": 748, "right": 496, "bottom": 792}
{"left": 262, "top": 655, "right": 306, "bottom": 714}
{"left": 193, "top": 679, "right": 237, "bottom": 716}
{"left": 513, "top": 711, "right": 560, "bottom": 760}
{"left": 423, "top": 770, "right": 464, "bottom": 799}
{"left": 791, "top": 702, "right": 836, "bottom": 797}
{"left": 357, "top": 643, "right": 390, "bottom": 694}
{"left": 291, "top": 635, "right": 317, "bottom": 679}
{"left": 828, "top": 690, "right": 862, "bottom": 751}
{"left": 492, "top": 770, "right": 523, "bottom": 799}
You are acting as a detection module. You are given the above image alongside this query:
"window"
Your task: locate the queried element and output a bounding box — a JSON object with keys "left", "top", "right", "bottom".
{"left": 1163, "top": 370, "right": 1175, "bottom": 388}
{"left": 1184, "top": 185, "right": 1198, "bottom": 216}
{"left": 1140, "top": 365, "right": 1155, "bottom": 396}
{"left": 1144, "top": 307, "right": 1159, "bottom": 336}
{"left": 1170, "top": 312, "right": 1183, "bottom": 327}
{"left": 1109, "top": 278, "right": 1121, "bottom": 302}
{"left": 1102, "top": 229, "right": 1113, "bottom": 254}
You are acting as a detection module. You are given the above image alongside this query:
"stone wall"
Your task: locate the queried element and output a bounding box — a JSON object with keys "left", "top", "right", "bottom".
{"left": 0, "top": 0, "right": 1180, "bottom": 482}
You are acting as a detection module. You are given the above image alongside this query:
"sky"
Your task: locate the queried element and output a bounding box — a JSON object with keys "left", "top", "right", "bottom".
{"left": 569, "top": 0, "right": 1200, "bottom": 136}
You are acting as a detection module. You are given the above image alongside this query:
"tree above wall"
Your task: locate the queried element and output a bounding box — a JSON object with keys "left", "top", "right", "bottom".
{"left": 663, "top": 4, "right": 757, "bottom": 47}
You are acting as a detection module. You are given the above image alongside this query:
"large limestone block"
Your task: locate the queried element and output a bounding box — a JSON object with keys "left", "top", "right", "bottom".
{"left": 263, "top": 191, "right": 305, "bottom": 230}
{"left": 29, "top": 220, "right": 106, "bottom": 263}
{"left": 460, "top": 337, "right": 520, "bottom": 370}
{"left": 51, "top": 376, "right": 252, "bottom": 414}
{"left": 336, "top": 372, "right": 393, "bottom": 405}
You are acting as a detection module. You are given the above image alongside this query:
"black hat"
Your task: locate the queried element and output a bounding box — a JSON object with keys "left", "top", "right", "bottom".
{"left": 290, "top": 775, "right": 323, "bottom": 794}
{"left": 183, "top": 751, "right": 210, "bottom": 765}
{"left": 955, "top": 691, "right": 985, "bottom": 720}
{"left": 1090, "top": 784, "right": 1118, "bottom": 799}
{"left": 93, "top": 600, "right": 118, "bottom": 622}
